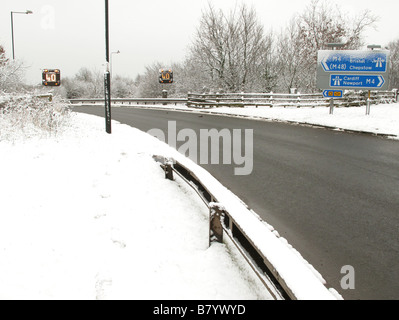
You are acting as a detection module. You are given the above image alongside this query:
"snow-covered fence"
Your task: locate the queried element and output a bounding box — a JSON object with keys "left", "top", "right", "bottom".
{"left": 69, "top": 90, "right": 398, "bottom": 109}
{"left": 156, "top": 156, "right": 341, "bottom": 300}
{"left": 70, "top": 98, "right": 187, "bottom": 106}
{"left": 187, "top": 90, "right": 398, "bottom": 108}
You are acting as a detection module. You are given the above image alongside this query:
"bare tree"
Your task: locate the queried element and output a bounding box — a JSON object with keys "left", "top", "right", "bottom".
{"left": 0, "top": 45, "right": 25, "bottom": 92}
{"left": 343, "top": 8, "right": 379, "bottom": 49}
{"left": 63, "top": 67, "right": 110, "bottom": 99}
{"left": 230, "top": 5, "right": 273, "bottom": 91}
{"left": 190, "top": 3, "right": 227, "bottom": 90}
{"left": 388, "top": 39, "right": 399, "bottom": 90}
{"left": 0, "top": 45, "right": 9, "bottom": 66}
{"left": 276, "top": 0, "right": 378, "bottom": 92}
{"left": 112, "top": 75, "right": 137, "bottom": 98}
{"left": 275, "top": 19, "right": 308, "bottom": 92}
{"left": 189, "top": 3, "right": 274, "bottom": 92}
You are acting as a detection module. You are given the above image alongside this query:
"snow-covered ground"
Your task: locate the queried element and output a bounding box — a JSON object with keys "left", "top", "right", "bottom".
{"left": 0, "top": 112, "right": 272, "bottom": 300}
{"left": 114, "top": 102, "right": 399, "bottom": 139}
{"left": 201, "top": 103, "right": 399, "bottom": 138}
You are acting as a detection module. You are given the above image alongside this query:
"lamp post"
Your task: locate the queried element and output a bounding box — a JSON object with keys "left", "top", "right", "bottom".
{"left": 11, "top": 10, "right": 33, "bottom": 60}
{"left": 110, "top": 50, "right": 120, "bottom": 79}
{"left": 104, "top": 0, "right": 112, "bottom": 134}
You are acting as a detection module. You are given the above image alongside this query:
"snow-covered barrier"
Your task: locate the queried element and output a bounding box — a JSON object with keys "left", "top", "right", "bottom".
{"left": 187, "top": 90, "right": 398, "bottom": 108}
{"left": 157, "top": 155, "right": 342, "bottom": 300}
{"left": 70, "top": 98, "right": 187, "bottom": 106}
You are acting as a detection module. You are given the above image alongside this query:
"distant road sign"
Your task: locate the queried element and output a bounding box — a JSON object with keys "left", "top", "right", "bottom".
{"left": 330, "top": 74, "right": 385, "bottom": 89}
{"left": 42, "top": 69, "right": 61, "bottom": 87}
{"left": 159, "top": 69, "right": 173, "bottom": 84}
{"left": 323, "top": 90, "right": 343, "bottom": 98}
{"left": 317, "top": 50, "right": 390, "bottom": 91}
{"left": 319, "top": 50, "right": 388, "bottom": 73}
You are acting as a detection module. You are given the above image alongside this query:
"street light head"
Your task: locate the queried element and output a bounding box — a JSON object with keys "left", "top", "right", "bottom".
{"left": 367, "top": 44, "right": 382, "bottom": 50}
{"left": 26, "top": 10, "right": 33, "bottom": 14}
{"left": 326, "top": 43, "right": 346, "bottom": 49}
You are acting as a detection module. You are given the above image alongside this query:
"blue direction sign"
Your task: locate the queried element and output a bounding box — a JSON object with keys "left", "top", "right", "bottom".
{"left": 320, "top": 50, "right": 388, "bottom": 73}
{"left": 330, "top": 74, "right": 385, "bottom": 89}
{"left": 323, "top": 90, "right": 343, "bottom": 98}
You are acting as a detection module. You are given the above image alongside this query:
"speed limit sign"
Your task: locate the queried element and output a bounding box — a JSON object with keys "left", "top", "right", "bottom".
{"left": 159, "top": 69, "right": 173, "bottom": 84}
{"left": 42, "top": 69, "right": 61, "bottom": 86}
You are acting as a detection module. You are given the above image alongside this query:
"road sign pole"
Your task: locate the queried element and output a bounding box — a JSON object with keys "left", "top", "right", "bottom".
{"left": 329, "top": 98, "right": 334, "bottom": 115}
{"left": 366, "top": 90, "right": 371, "bottom": 115}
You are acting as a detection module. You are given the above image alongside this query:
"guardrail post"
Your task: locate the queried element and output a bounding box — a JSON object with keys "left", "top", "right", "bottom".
{"left": 37, "top": 94, "right": 53, "bottom": 102}
{"left": 162, "top": 90, "right": 168, "bottom": 106}
{"left": 214, "top": 92, "right": 219, "bottom": 107}
{"left": 393, "top": 89, "right": 398, "bottom": 102}
{"left": 209, "top": 203, "right": 225, "bottom": 246}
{"left": 187, "top": 92, "right": 191, "bottom": 107}
{"left": 270, "top": 91, "right": 274, "bottom": 107}
{"left": 366, "top": 90, "right": 371, "bottom": 115}
{"left": 329, "top": 98, "right": 334, "bottom": 115}
{"left": 164, "top": 159, "right": 174, "bottom": 180}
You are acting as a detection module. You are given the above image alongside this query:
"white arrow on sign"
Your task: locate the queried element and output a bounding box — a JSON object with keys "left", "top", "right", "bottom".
{"left": 378, "top": 76, "right": 384, "bottom": 87}
{"left": 321, "top": 56, "right": 330, "bottom": 71}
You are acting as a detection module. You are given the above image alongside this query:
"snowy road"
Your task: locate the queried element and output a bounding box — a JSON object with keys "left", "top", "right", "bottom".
{"left": 74, "top": 105, "right": 399, "bottom": 300}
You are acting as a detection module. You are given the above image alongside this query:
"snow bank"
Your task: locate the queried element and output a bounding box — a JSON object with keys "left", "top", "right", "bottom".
{"left": 207, "top": 103, "right": 399, "bottom": 139}
{"left": 0, "top": 112, "right": 271, "bottom": 300}
{"left": 112, "top": 102, "right": 399, "bottom": 139}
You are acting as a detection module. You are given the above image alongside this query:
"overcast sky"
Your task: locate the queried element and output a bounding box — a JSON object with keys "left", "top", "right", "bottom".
{"left": 2, "top": 0, "right": 399, "bottom": 85}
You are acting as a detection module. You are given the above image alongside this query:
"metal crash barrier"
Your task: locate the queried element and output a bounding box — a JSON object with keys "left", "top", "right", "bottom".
{"left": 153, "top": 155, "right": 341, "bottom": 300}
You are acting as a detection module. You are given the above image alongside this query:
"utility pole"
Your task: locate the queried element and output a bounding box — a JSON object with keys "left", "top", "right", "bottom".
{"left": 11, "top": 12, "right": 15, "bottom": 60}
{"left": 104, "top": 0, "right": 112, "bottom": 134}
